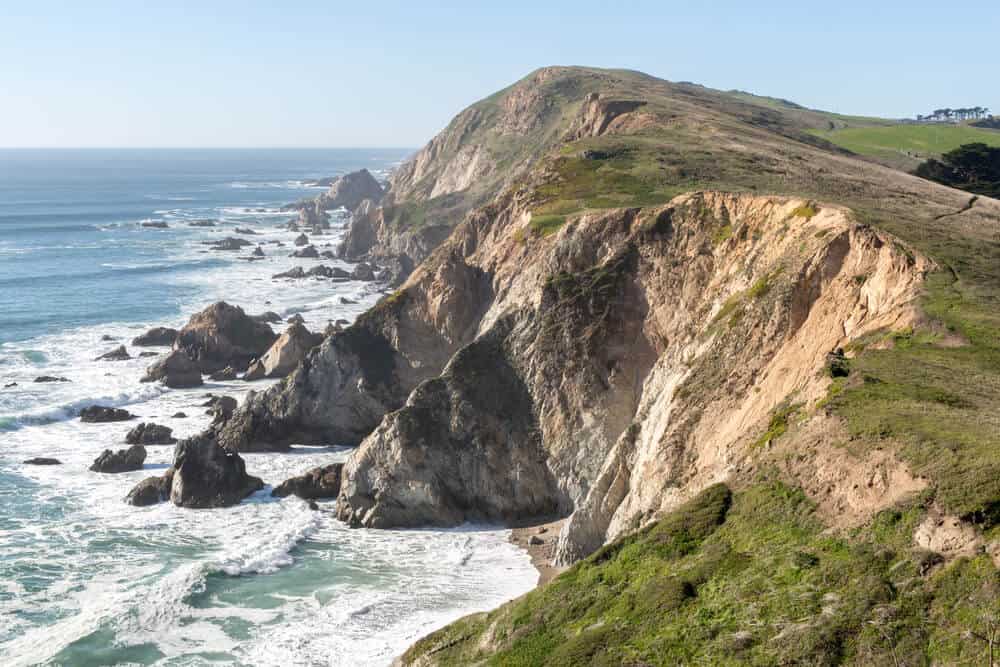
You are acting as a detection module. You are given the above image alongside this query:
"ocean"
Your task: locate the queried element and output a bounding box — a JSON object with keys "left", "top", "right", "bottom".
{"left": 0, "top": 149, "right": 537, "bottom": 666}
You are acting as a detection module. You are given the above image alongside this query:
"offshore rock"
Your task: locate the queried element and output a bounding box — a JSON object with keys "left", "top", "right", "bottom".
{"left": 170, "top": 435, "right": 263, "bottom": 508}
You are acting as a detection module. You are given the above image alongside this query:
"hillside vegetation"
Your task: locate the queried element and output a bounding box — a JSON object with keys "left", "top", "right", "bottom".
{"left": 809, "top": 124, "right": 1000, "bottom": 170}
{"left": 405, "top": 483, "right": 1000, "bottom": 666}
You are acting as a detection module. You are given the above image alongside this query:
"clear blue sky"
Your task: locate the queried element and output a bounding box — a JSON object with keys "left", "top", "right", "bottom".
{"left": 2, "top": 0, "right": 997, "bottom": 148}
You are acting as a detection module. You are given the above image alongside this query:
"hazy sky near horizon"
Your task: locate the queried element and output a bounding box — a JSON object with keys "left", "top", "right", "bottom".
{"left": 2, "top": 0, "right": 997, "bottom": 148}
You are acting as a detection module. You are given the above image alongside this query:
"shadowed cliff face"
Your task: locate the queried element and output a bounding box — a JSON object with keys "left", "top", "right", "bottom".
{"left": 323, "top": 191, "right": 929, "bottom": 561}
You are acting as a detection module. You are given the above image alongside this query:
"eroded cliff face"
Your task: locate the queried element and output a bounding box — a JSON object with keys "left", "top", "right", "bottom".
{"left": 319, "top": 191, "right": 930, "bottom": 560}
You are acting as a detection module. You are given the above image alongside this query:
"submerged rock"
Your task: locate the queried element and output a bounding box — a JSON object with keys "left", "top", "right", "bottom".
{"left": 140, "top": 221, "right": 168, "bottom": 229}
{"left": 204, "top": 237, "right": 252, "bottom": 251}
{"left": 125, "top": 468, "right": 174, "bottom": 506}
{"left": 125, "top": 422, "right": 176, "bottom": 445}
{"left": 170, "top": 435, "right": 263, "bottom": 508}
{"left": 132, "top": 326, "right": 178, "bottom": 347}
{"left": 95, "top": 345, "right": 131, "bottom": 361}
{"left": 142, "top": 349, "right": 203, "bottom": 388}
{"left": 90, "top": 445, "right": 146, "bottom": 473}
{"left": 33, "top": 376, "right": 71, "bottom": 383}
{"left": 80, "top": 406, "right": 135, "bottom": 423}
{"left": 271, "top": 463, "right": 343, "bottom": 499}
{"left": 23, "top": 457, "right": 61, "bottom": 465}
{"left": 234, "top": 227, "right": 257, "bottom": 235}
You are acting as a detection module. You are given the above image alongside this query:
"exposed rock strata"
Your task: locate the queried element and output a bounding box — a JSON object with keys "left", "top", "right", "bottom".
{"left": 309, "top": 193, "right": 928, "bottom": 563}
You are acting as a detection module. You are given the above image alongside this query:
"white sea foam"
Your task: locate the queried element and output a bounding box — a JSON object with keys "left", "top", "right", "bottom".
{"left": 0, "top": 201, "right": 538, "bottom": 666}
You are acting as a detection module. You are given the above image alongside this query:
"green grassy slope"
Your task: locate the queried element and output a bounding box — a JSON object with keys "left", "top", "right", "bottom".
{"left": 809, "top": 124, "right": 1000, "bottom": 169}
{"left": 404, "top": 484, "right": 1000, "bottom": 666}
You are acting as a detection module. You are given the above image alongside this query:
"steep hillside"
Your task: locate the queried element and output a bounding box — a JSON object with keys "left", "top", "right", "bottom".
{"left": 216, "top": 67, "right": 1000, "bottom": 664}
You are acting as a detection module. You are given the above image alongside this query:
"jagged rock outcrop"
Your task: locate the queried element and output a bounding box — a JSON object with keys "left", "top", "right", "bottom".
{"left": 337, "top": 319, "right": 564, "bottom": 527}
{"left": 243, "top": 322, "right": 323, "bottom": 381}
{"left": 132, "top": 327, "right": 178, "bottom": 347}
{"left": 173, "top": 302, "right": 277, "bottom": 373}
{"left": 316, "top": 169, "right": 383, "bottom": 212}
{"left": 170, "top": 435, "right": 263, "bottom": 508}
{"left": 90, "top": 445, "right": 146, "bottom": 473}
{"left": 142, "top": 349, "right": 203, "bottom": 388}
{"left": 125, "top": 422, "right": 176, "bottom": 445}
{"left": 80, "top": 406, "right": 135, "bottom": 423}
{"left": 337, "top": 199, "right": 379, "bottom": 260}
{"left": 272, "top": 463, "right": 343, "bottom": 500}
{"left": 125, "top": 468, "right": 174, "bottom": 506}
{"left": 324, "top": 192, "right": 930, "bottom": 562}
{"left": 215, "top": 245, "right": 492, "bottom": 452}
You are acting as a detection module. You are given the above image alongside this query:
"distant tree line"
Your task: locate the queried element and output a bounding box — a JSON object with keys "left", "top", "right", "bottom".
{"left": 915, "top": 143, "right": 1000, "bottom": 197}
{"left": 916, "top": 107, "right": 991, "bottom": 122}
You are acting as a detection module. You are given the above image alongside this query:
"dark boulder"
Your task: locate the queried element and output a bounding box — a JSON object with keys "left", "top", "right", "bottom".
{"left": 272, "top": 267, "right": 306, "bottom": 279}
{"left": 290, "top": 245, "right": 319, "bottom": 259}
{"left": 23, "top": 457, "right": 61, "bottom": 465}
{"left": 294, "top": 233, "right": 309, "bottom": 247}
{"left": 142, "top": 349, "right": 204, "bottom": 388}
{"left": 271, "top": 463, "right": 343, "bottom": 499}
{"left": 90, "top": 445, "right": 146, "bottom": 473}
{"left": 251, "top": 246, "right": 265, "bottom": 257}
{"left": 126, "top": 422, "right": 176, "bottom": 445}
{"left": 174, "top": 302, "right": 277, "bottom": 373}
{"left": 286, "top": 314, "right": 305, "bottom": 325}
{"left": 80, "top": 406, "right": 135, "bottom": 423}
{"left": 204, "top": 237, "right": 252, "bottom": 251}
{"left": 351, "top": 262, "right": 375, "bottom": 281}
{"left": 172, "top": 412, "right": 187, "bottom": 418}
{"left": 125, "top": 468, "right": 175, "bottom": 506}
{"left": 202, "top": 395, "right": 237, "bottom": 423}
{"left": 34, "top": 376, "right": 70, "bottom": 383}
{"left": 95, "top": 345, "right": 131, "bottom": 361}
{"left": 209, "top": 366, "right": 238, "bottom": 381}
{"left": 170, "top": 435, "right": 263, "bottom": 508}
{"left": 132, "top": 327, "right": 178, "bottom": 347}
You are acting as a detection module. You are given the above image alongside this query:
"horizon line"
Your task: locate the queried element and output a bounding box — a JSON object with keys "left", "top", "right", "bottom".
{"left": 0, "top": 146, "right": 419, "bottom": 150}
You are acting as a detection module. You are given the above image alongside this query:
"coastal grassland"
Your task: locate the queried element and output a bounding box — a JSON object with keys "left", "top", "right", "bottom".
{"left": 402, "top": 482, "right": 1000, "bottom": 666}
{"left": 809, "top": 124, "right": 1000, "bottom": 167}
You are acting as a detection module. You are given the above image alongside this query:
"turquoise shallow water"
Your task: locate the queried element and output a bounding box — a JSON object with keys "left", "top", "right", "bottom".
{"left": 0, "top": 150, "right": 538, "bottom": 666}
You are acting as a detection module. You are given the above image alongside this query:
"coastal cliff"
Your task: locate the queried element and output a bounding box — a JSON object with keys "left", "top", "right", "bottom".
{"left": 214, "top": 66, "right": 1000, "bottom": 664}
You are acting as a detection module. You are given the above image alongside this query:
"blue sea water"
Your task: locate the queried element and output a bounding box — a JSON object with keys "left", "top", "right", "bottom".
{"left": 0, "top": 149, "right": 537, "bottom": 666}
